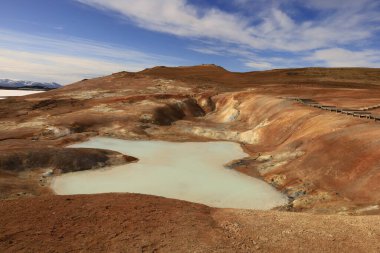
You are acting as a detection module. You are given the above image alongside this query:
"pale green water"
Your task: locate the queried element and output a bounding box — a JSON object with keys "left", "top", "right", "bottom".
{"left": 51, "top": 137, "right": 288, "bottom": 210}
{"left": 0, "top": 90, "right": 44, "bottom": 97}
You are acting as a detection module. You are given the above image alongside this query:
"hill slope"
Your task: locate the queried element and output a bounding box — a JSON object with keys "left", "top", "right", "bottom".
{"left": 0, "top": 65, "right": 380, "bottom": 252}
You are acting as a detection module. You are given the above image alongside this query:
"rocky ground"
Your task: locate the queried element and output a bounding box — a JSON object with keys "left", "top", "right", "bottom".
{"left": 1, "top": 194, "right": 379, "bottom": 253}
{"left": 1, "top": 65, "right": 380, "bottom": 252}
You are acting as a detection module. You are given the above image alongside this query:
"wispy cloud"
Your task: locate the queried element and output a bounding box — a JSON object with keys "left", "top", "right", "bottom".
{"left": 0, "top": 48, "right": 127, "bottom": 84}
{"left": 76, "top": 0, "right": 380, "bottom": 70}
{"left": 0, "top": 29, "right": 181, "bottom": 84}
{"left": 307, "top": 48, "right": 380, "bottom": 67}
{"left": 76, "top": 0, "right": 380, "bottom": 51}
{"left": 244, "top": 61, "right": 273, "bottom": 70}
{"left": 302, "top": 0, "right": 375, "bottom": 10}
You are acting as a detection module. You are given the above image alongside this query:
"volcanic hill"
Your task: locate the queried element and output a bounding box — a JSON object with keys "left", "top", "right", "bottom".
{"left": 1, "top": 65, "right": 380, "bottom": 252}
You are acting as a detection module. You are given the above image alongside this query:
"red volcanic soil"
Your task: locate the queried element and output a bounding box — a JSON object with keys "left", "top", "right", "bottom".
{"left": 1, "top": 65, "right": 380, "bottom": 252}
{"left": 1, "top": 194, "right": 379, "bottom": 253}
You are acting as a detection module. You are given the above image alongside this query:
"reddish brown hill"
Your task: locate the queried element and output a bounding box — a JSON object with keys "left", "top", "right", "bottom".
{"left": 139, "top": 65, "right": 380, "bottom": 89}
{"left": 1, "top": 65, "right": 380, "bottom": 252}
{"left": 1, "top": 65, "right": 380, "bottom": 211}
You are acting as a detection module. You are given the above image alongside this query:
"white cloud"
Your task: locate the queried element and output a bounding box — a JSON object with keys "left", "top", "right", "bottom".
{"left": 189, "top": 46, "right": 224, "bottom": 56}
{"left": 0, "top": 29, "right": 181, "bottom": 84}
{"left": 308, "top": 48, "right": 380, "bottom": 67}
{"left": 76, "top": 0, "right": 380, "bottom": 52}
{"left": 77, "top": 0, "right": 258, "bottom": 47}
{"left": 302, "top": 0, "right": 373, "bottom": 10}
{"left": 245, "top": 61, "right": 273, "bottom": 69}
{"left": 0, "top": 49, "right": 128, "bottom": 84}
{"left": 189, "top": 43, "right": 257, "bottom": 58}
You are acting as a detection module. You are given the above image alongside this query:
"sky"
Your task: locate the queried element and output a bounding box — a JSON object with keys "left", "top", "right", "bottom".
{"left": 0, "top": 0, "right": 379, "bottom": 84}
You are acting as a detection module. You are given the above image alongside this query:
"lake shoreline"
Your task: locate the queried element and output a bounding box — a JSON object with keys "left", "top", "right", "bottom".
{"left": 51, "top": 137, "right": 288, "bottom": 210}
{"left": 0, "top": 89, "right": 45, "bottom": 98}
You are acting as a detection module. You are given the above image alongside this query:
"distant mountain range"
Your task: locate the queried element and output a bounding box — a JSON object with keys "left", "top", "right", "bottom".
{"left": 0, "top": 79, "right": 62, "bottom": 90}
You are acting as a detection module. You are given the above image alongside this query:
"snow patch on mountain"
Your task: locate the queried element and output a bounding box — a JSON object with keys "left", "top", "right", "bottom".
{"left": 0, "top": 79, "right": 62, "bottom": 89}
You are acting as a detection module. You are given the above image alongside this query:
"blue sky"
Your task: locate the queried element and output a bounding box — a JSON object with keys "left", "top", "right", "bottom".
{"left": 0, "top": 0, "right": 379, "bottom": 84}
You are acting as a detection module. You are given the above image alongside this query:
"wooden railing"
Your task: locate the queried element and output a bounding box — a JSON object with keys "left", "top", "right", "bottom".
{"left": 283, "top": 97, "right": 380, "bottom": 121}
